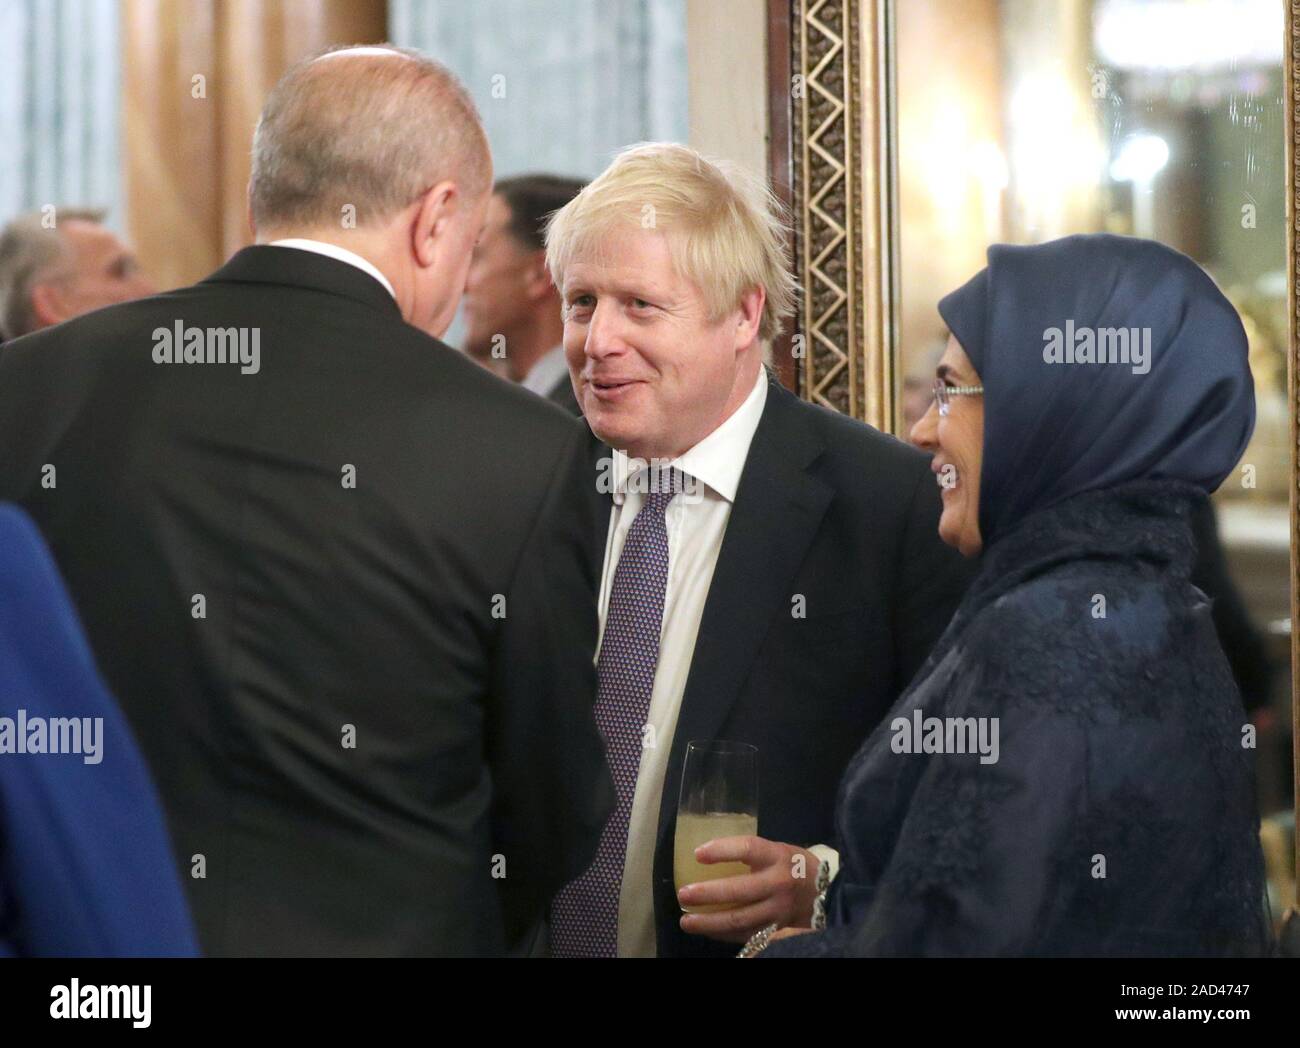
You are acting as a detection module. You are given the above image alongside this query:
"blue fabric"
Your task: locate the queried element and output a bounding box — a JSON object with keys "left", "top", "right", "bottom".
{"left": 763, "top": 481, "right": 1271, "bottom": 957}
{"left": 937, "top": 234, "right": 1255, "bottom": 546}
{"left": 764, "top": 239, "right": 1267, "bottom": 958}
{"left": 0, "top": 503, "right": 198, "bottom": 957}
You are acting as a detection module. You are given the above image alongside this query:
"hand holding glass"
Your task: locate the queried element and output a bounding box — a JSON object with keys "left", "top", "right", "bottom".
{"left": 673, "top": 740, "right": 758, "bottom": 914}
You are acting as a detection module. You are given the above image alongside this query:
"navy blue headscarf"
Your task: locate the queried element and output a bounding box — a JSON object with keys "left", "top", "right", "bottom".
{"left": 937, "top": 234, "right": 1255, "bottom": 547}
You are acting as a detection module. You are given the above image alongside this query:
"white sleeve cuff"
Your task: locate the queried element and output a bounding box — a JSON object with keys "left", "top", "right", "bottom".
{"left": 808, "top": 843, "right": 840, "bottom": 882}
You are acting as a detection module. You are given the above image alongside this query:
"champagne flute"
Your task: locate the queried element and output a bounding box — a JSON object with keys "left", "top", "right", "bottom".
{"left": 673, "top": 740, "right": 758, "bottom": 913}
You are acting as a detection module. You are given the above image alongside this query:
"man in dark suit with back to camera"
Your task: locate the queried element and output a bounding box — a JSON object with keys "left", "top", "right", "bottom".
{"left": 544, "top": 143, "right": 974, "bottom": 958}
{"left": 0, "top": 45, "right": 613, "bottom": 957}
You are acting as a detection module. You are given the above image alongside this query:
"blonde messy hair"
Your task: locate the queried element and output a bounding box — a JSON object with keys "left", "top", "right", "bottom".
{"left": 544, "top": 142, "right": 798, "bottom": 342}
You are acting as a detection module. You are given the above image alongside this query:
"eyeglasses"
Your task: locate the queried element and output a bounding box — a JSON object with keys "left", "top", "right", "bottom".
{"left": 932, "top": 378, "right": 984, "bottom": 417}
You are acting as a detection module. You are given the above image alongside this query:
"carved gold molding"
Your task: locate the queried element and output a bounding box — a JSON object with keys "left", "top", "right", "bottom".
{"left": 1287, "top": 0, "right": 1300, "bottom": 911}
{"left": 789, "top": 0, "right": 895, "bottom": 430}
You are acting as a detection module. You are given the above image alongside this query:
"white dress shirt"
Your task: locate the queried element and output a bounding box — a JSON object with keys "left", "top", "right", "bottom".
{"left": 601, "top": 368, "right": 767, "bottom": 957}
{"left": 521, "top": 345, "right": 569, "bottom": 397}
{"left": 267, "top": 239, "right": 397, "bottom": 301}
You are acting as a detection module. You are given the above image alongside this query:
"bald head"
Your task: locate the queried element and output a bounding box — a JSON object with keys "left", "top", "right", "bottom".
{"left": 250, "top": 45, "right": 491, "bottom": 231}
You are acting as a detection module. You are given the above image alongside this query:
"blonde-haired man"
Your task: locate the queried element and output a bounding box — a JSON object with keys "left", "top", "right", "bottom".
{"left": 545, "top": 142, "right": 972, "bottom": 958}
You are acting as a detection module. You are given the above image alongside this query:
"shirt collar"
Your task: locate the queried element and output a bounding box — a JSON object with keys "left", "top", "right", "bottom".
{"left": 521, "top": 345, "right": 569, "bottom": 396}
{"left": 267, "top": 239, "right": 397, "bottom": 302}
{"left": 610, "top": 368, "right": 769, "bottom": 506}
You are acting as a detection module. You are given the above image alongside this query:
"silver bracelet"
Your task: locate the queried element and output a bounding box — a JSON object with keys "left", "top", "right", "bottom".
{"left": 737, "top": 854, "right": 834, "bottom": 956}
{"left": 811, "top": 853, "right": 832, "bottom": 931}
{"left": 737, "top": 922, "right": 780, "bottom": 958}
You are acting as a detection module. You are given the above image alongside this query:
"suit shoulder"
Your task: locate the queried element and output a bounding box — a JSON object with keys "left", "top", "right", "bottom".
{"left": 787, "top": 388, "right": 924, "bottom": 457}
{"left": 408, "top": 333, "right": 584, "bottom": 445}
{"left": 775, "top": 385, "right": 931, "bottom": 486}
{"left": 0, "top": 289, "right": 206, "bottom": 368}
{"left": 0, "top": 318, "right": 89, "bottom": 368}
{"left": 362, "top": 329, "right": 588, "bottom": 499}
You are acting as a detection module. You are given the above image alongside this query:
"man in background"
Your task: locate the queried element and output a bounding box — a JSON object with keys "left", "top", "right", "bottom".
{"left": 0, "top": 45, "right": 612, "bottom": 957}
{"left": 0, "top": 208, "right": 156, "bottom": 343}
{"left": 463, "top": 174, "right": 585, "bottom": 413}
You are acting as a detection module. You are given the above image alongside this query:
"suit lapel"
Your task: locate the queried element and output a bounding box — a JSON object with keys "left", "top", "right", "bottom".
{"left": 654, "top": 380, "right": 833, "bottom": 848}
{"left": 585, "top": 431, "right": 615, "bottom": 582}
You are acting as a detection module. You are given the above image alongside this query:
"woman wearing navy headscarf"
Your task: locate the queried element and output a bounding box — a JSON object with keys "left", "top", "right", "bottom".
{"left": 758, "top": 234, "right": 1270, "bottom": 957}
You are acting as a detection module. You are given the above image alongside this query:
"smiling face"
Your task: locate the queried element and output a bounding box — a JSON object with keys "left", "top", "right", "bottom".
{"left": 560, "top": 228, "right": 762, "bottom": 460}
{"left": 909, "top": 334, "right": 985, "bottom": 556}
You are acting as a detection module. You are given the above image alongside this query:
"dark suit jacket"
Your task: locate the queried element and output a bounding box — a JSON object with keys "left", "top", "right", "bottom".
{"left": 0, "top": 246, "right": 614, "bottom": 957}
{"left": 594, "top": 371, "right": 974, "bottom": 958}
{"left": 544, "top": 372, "right": 582, "bottom": 416}
{"left": 1188, "top": 500, "right": 1274, "bottom": 712}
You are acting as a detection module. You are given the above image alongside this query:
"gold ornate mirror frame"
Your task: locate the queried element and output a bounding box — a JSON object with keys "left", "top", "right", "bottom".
{"left": 1287, "top": 0, "right": 1299, "bottom": 930}
{"left": 772, "top": 0, "right": 1300, "bottom": 930}
{"left": 773, "top": 0, "right": 897, "bottom": 428}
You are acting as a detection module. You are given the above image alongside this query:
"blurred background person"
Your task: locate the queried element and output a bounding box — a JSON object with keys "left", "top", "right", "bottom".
{"left": 0, "top": 208, "right": 156, "bottom": 343}
{"left": 1190, "top": 499, "right": 1277, "bottom": 717}
{"left": 462, "top": 174, "right": 586, "bottom": 412}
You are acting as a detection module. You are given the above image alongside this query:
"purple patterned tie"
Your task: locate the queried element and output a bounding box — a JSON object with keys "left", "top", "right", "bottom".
{"left": 550, "top": 468, "right": 681, "bottom": 957}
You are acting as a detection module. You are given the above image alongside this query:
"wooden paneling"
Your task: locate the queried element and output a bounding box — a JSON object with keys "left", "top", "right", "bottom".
{"left": 122, "top": 0, "right": 386, "bottom": 289}
{"left": 122, "top": 0, "right": 223, "bottom": 290}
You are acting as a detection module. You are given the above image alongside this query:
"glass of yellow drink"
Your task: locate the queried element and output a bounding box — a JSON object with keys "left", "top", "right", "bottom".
{"left": 673, "top": 740, "right": 758, "bottom": 913}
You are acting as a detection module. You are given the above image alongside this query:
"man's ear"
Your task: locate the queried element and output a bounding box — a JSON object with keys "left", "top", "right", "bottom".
{"left": 523, "top": 250, "right": 555, "bottom": 303}
{"left": 735, "top": 286, "right": 765, "bottom": 347}
{"left": 28, "top": 282, "right": 67, "bottom": 328}
{"left": 411, "top": 181, "right": 458, "bottom": 269}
